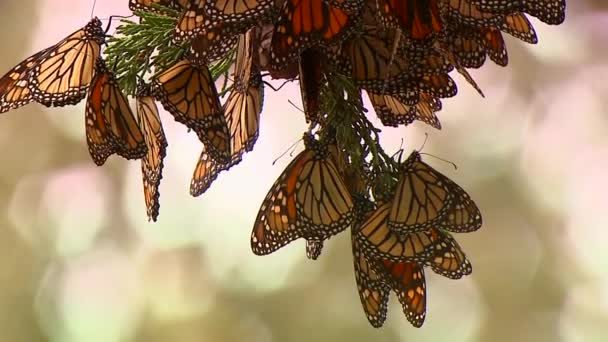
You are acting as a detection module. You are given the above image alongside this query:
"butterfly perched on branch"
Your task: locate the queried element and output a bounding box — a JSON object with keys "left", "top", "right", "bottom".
{"left": 251, "top": 132, "right": 354, "bottom": 256}
{"left": 0, "top": 18, "right": 104, "bottom": 113}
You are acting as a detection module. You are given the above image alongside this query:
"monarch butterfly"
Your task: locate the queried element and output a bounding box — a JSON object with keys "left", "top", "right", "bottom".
{"left": 445, "top": 25, "right": 508, "bottom": 67}
{"left": 500, "top": 12, "right": 537, "bottom": 44}
{"left": 351, "top": 196, "right": 426, "bottom": 328}
{"left": 136, "top": 83, "right": 168, "bottom": 222}
{"left": 173, "top": 0, "right": 208, "bottom": 40}
{"left": 324, "top": 0, "right": 364, "bottom": 14}
{"left": 444, "top": 27, "right": 486, "bottom": 69}
{"left": 374, "top": 258, "right": 426, "bottom": 327}
{"left": 480, "top": 27, "right": 508, "bottom": 66}
{"left": 387, "top": 151, "right": 482, "bottom": 233}
{"left": 174, "top": 0, "right": 241, "bottom": 58}
{"left": 129, "top": 0, "right": 189, "bottom": 15}
{"left": 0, "top": 47, "right": 51, "bottom": 114}
{"left": 85, "top": 58, "right": 147, "bottom": 166}
{"left": 270, "top": 0, "right": 356, "bottom": 66}
{"left": 435, "top": 43, "right": 485, "bottom": 97}
{"left": 429, "top": 232, "right": 472, "bottom": 279}
{"left": 153, "top": 58, "right": 231, "bottom": 163}
{"left": 299, "top": 48, "right": 325, "bottom": 123}
{"left": 339, "top": 22, "right": 453, "bottom": 94}
{"left": 367, "top": 91, "right": 442, "bottom": 129}
{"left": 204, "top": 0, "right": 278, "bottom": 26}
{"left": 469, "top": 0, "right": 566, "bottom": 25}
{"left": 0, "top": 18, "right": 104, "bottom": 113}
{"left": 439, "top": 0, "right": 506, "bottom": 27}
{"left": 352, "top": 235, "right": 390, "bottom": 327}
{"left": 250, "top": 132, "right": 354, "bottom": 255}
{"left": 375, "top": 0, "right": 443, "bottom": 41}
{"left": 187, "top": 26, "right": 240, "bottom": 63}
{"left": 190, "top": 30, "right": 264, "bottom": 196}
{"left": 356, "top": 202, "right": 441, "bottom": 262}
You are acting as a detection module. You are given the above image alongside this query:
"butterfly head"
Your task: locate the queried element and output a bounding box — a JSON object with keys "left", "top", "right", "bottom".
{"left": 87, "top": 17, "right": 106, "bottom": 44}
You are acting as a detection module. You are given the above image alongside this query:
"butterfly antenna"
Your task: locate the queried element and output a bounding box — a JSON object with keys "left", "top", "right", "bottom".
{"left": 419, "top": 152, "right": 458, "bottom": 171}
{"left": 90, "top": 0, "right": 97, "bottom": 19}
{"left": 417, "top": 133, "right": 429, "bottom": 152}
{"left": 263, "top": 79, "right": 291, "bottom": 92}
{"left": 288, "top": 100, "right": 304, "bottom": 113}
{"left": 103, "top": 15, "right": 135, "bottom": 34}
{"left": 272, "top": 138, "right": 303, "bottom": 165}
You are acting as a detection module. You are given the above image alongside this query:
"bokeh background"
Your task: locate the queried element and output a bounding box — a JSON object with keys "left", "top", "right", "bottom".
{"left": 0, "top": 1, "right": 607, "bottom": 341}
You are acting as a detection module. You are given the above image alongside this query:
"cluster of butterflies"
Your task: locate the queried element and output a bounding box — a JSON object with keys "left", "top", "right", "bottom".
{"left": 252, "top": 131, "right": 482, "bottom": 327}
{"left": 0, "top": 0, "right": 565, "bottom": 329}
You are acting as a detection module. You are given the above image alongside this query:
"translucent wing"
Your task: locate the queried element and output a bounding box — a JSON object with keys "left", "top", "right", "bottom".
{"left": 0, "top": 47, "right": 51, "bottom": 113}
{"left": 388, "top": 151, "right": 481, "bottom": 233}
{"left": 85, "top": 60, "right": 147, "bottom": 165}
{"left": 29, "top": 18, "right": 104, "bottom": 107}
{"left": 251, "top": 134, "right": 354, "bottom": 255}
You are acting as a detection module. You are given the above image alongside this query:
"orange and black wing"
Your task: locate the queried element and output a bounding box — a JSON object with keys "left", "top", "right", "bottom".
{"left": 153, "top": 59, "right": 231, "bottom": 162}
{"left": 205, "top": 0, "right": 277, "bottom": 26}
{"left": 356, "top": 202, "right": 438, "bottom": 262}
{"left": 129, "top": 0, "right": 188, "bottom": 15}
{"left": 367, "top": 91, "right": 442, "bottom": 129}
{"left": 271, "top": 0, "right": 355, "bottom": 65}
{"left": 251, "top": 134, "right": 354, "bottom": 255}
{"left": 388, "top": 151, "right": 481, "bottom": 233}
{"left": 500, "top": 12, "right": 537, "bottom": 44}
{"left": 0, "top": 18, "right": 103, "bottom": 112}
{"left": 429, "top": 232, "right": 473, "bottom": 279}
{"left": 0, "top": 47, "right": 51, "bottom": 113}
{"left": 29, "top": 18, "right": 104, "bottom": 107}
{"left": 376, "top": 0, "right": 443, "bottom": 40}
{"left": 251, "top": 148, "right": 315, "bottom": 255}
{"left": 374, "top": 259, "right": 426, "bottom": 327}
{"left": 352, "top": 236, "right": 390, "bottom": 328}
{"left": 136, "top": 84, "right": 168, "bottom": 222}
{"left": 470, "top": 0, "right": 566, "bottom": 25}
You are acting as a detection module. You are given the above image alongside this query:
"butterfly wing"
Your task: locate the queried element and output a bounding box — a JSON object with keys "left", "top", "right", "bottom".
{"left": 377, "top": 0, "right": 443, "bottom": 40}
{"left": 299, "top": 48, "right": 324, "bottom": 123}
{"left": 85, "top": 60, "right": 147, "bottom": 165}
{"left": 29, "top": 18, "right": 104, "bottom": 107}
{"left": 352, "top": 236, "right": 390, "bottom": 328}
{"left": 356, "top": 202, "right": 438, "bottom": 262}
{"left": 469, "top": 0, "right": 566, "bottom": 25}
{"left": 136, "top": 86, "right": 168, "bottom": 222}
{"left": 153, "top": 59, "right": 231, "bottom": 162}
{"left": 0, "top": 47, "right": 51, "bottom": 113}
{"left": 374, "top": 259, "right": 426, "bottom": 327}
{"left": 367, "top": 92, "right": 441, "bottom": 129}
{"left": 129, "top": 0, "right": 187, "bottom": 14}
{"left": 250, "top": 149, "right": 315, "bottom": 255}
{"left": 501, "top": 12, "right": 538, "bottom": 44}
{"left": 270, "top": 0, "right": 355, "bottom": 65}
{"left": 429, "top": 232, "right": 472, "bottom": 279}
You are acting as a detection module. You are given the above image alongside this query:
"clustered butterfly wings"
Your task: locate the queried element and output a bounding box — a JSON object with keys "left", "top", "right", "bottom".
{"left": 0, "top": 0, "right": 566, "bottom": 329}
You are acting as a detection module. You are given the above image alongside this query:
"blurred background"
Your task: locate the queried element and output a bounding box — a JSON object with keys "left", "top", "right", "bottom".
{"left": 0, "top": 1, "right": 607, "bottom": 341}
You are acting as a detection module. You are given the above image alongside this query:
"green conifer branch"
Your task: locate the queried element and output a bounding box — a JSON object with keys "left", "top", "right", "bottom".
{"left": 104, "top": 10, "right": 234, "bottom": 95}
